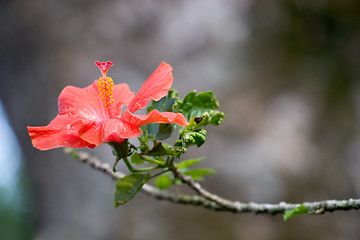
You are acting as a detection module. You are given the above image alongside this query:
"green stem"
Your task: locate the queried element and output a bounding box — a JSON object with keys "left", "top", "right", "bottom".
{"left": 150, "top": 169, "right": 171, "bottom": 179}
{"left": 122, "top": 156, "right": 134, "bottom": 171}
{"left": 140, "top": 155, "right": 166, "bottom": 166}
{"left": 123, "top": 156, "right": 162, "bottom": 173}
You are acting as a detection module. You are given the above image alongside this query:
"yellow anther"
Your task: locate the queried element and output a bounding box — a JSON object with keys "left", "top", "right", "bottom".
{"left": 98, "top": 77, "right": 114, "bottom": 110}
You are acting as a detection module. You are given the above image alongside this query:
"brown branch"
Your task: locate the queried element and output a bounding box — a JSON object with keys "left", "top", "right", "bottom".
{"left": 66, "top": 149, "right": 360, "bottom": 215}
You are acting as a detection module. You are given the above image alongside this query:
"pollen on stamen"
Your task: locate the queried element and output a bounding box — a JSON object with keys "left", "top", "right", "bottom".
{"left": 98, "top": 77, "right": 114, "bottom": 110}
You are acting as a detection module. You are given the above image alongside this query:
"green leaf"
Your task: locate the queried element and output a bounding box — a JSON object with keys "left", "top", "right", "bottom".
{"left": 148, "top": 89, "right": 180, "bottom": 113}
{"left": 175, "top": 91, "right": 225, "bottom": 150}
{"left": 141, "top": 123, "right": 158, "bottom": 139}
{"left": 142, "top": 89, "right": 180, "bottom": 140}
{"left": 155, "top": 174, "right": 173, "bottom": 190}
{"left": 142, "top": 123, "right": 175, "bottom": 141}
{"left": 176, "top": 157, "right": 206, "bottom": 169}
{"left": 114, "top": 173, "right": 150, "bottom": 207}
{"left": 177, "top": 91, "right": 219, "bottom": 121}
{"left": 283, "top": 205, "right": 309, "bottom": 221}
{"left": 130, "top": 152, "right": 144, "bottom": 165}
{"left": 208, "top": 110, "right": 226, "bottom": 125}
{"left": 144, "top": 142, "right": 168, "bottom": 156}
{"left": 182, "top": 168, "right": 215, "bottom": 181}
{"left": 182, "top": 129, "right": 207, "bottom": 147}
{"left": 157, "top": 123, "right": 175, "bottom": 140}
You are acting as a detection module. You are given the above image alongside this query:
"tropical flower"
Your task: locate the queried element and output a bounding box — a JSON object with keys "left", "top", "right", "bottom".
{"left": 28, "top": 61, "right": 189, "bottom": 150}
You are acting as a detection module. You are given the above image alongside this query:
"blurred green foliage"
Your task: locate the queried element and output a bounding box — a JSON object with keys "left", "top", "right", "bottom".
{"left": 0, "top": 172, "right": 33, "bottom": 240}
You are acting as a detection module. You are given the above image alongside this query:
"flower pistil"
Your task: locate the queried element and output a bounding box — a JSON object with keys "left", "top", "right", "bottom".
{"left": 96, "top": 61, "right": 115, "bottom": 109}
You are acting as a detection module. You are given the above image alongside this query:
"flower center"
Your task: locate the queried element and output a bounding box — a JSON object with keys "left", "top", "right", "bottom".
{"left": 95, "top": 61, "right": 115, "bottom": 109}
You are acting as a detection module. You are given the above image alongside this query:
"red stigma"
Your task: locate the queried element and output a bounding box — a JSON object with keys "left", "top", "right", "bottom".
{"left": 95, "top": 61, "right": 114, "bottom": 77}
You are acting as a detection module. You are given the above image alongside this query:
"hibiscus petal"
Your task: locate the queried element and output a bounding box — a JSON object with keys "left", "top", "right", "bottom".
{"left": 109, "top": 83, "right": 134, "bottom": 118}
{"left": 77, "top": 121, "right": 104, "bottom": 146}
{"left": 122, "top": 109, "right": 189, "bottom": 128}
{"left": 27, "top": 114, "right": 95, "bottom": 150}
{"left": 103, "top": 119, "right": 142, "bottom": 142}
{"left": 78, "top": 119, "right": 142, "bottom": 145}
{"left": 58, "top": 81, "right": 107, "bottom": 121}
{"left": 126, "top": 62, "right": 173, "bottom": 113}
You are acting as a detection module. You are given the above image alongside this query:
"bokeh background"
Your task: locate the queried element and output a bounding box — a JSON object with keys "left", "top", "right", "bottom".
{"left": 1, "top": 0, "right": 360, "bottom": 239}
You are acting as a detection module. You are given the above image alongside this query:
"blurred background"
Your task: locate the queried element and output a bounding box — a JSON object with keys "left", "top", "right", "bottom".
{"left": 1, "top": 0, "right": 360, "bottom": 239}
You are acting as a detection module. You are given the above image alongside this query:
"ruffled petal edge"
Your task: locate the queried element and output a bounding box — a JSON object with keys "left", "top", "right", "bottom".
{"left": 122, "top": 109, "right": 189, "bottom": 128}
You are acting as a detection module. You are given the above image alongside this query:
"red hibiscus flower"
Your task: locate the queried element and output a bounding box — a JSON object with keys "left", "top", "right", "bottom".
{"left": 28, "top": 61, "right": 189, "bottom": 150}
